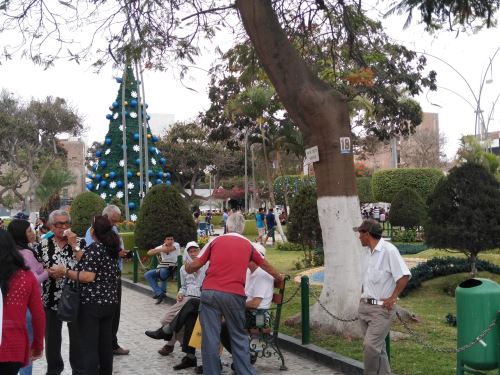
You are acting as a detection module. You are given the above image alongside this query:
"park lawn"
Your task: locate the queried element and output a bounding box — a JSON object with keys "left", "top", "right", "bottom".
{"left": 406, "top": 248, "right": 500, "bottom": 265}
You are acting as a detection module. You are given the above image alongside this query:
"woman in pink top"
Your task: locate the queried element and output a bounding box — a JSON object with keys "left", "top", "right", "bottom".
{"left": 0, "top": 229, "right": 45, "bottom": 374}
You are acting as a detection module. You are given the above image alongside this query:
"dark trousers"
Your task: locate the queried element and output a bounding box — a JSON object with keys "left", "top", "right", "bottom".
{"left": 45, "top": 308, "right": 84, "bottom": 375}
{"left": 0, "top": 362, "right": 22, "bottom": 375}
{"left": 170, "top": 298, "right": 200, "bottom": 355}
{"left": 78, "top": 304, "right": 116, "bottom": 375}
{"left": 112, "top": 277, "right": 122, "bottom": 350}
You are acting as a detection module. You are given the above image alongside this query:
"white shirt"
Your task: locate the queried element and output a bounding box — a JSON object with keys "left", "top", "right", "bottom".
{"left": 245, "top": 267, "right": 274, "bottom": 309}
{"left": 361, "top": 238, "right": 411, "bottom": 301}
{"left": 157, "top": 242, "right": 181, "bottom": 264}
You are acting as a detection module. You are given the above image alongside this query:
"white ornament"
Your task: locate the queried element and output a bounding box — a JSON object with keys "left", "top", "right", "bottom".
{"left": 131, "top": 91, "right": 138, "bottom": 98}
{"left": 155, "top": 148, "right": 160, "bottom": 154}
{"left": 109, "top": 181, "right": 117, "bottom": 189}
{"left": 113, "top": 113, "right": 119, "bottom": 119}
{"left": 133, "top": 145, "right": 140, "bottom": 152}
{"left": 116, "top": 191, "right": 124, "bottom": 199}
{"left": 128, "top": 182, "right": 135, "bottom": 189}
{"left": 148, "top": 181, "right": 152, "bottom": 188}
{"left": 119, "top": 160, "right": 124, "bottom": 167}
{"left": 130, "top": 112, "right": 137, "bottom": 118}
{"left": 151, "top": 158, "right": 157, "bottom": 165}
{"left": 105, "top": 148, "right": 111, "bottom": 155}
{"left": 100, "top": 193, "right": 107, "bottom": 199}
{"left": 130, "top": 214, "right": 137, "bottom": 221}
{"left": 119, "top": 125, "right": 123, "bottom": 131}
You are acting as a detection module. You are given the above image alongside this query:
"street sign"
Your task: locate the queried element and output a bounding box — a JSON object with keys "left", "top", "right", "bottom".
{"left": 305, "top": 146, "right": 319, "bottom": 164}
{"left": 340, "top": 137, "right": 351, "bottom": 154}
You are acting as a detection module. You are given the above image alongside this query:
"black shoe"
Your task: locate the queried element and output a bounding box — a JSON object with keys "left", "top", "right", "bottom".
{"left": 173, "top": 356, "right": 197, "bottom": 370}
{"left": 194, "top": 365, "right": 203, "bottom": 374}
{"left": 155, "top": 293, "right": 166, "bottom": 304}
{"left": 145, "top": 327, "right": 172, "bottom": 341}
{"left": 152, "top": 294, "right": 161, "bottom": 299}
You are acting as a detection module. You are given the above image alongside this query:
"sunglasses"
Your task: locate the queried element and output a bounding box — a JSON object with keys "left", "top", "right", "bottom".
{"left": 53, "top": 221, "right": 71, "bottom": 228}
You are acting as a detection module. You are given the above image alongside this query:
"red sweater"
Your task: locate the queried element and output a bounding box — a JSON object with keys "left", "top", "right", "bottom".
{"left": 199, "top": 234, "right": 264, "bottom": 296}
{"left": 0, "top": 270, "right": 45, "bottom": 366}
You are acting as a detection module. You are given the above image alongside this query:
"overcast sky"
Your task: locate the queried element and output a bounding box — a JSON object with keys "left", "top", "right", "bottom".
{"left": 0, "top": 9, "right": 499, "bottom": 160}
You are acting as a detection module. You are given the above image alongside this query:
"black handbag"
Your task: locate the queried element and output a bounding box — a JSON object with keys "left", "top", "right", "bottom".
{"left": 57, "top": 271, "right": 80, "bottom": 322}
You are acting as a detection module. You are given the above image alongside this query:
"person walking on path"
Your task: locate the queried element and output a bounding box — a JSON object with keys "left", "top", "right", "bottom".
{"left": 186, "top": 212, "right": 283, "bottom": 375}
{"left": 35, "top": 210, "right": 85, "bottom": 375}
{"left": 0, "top": 229, "right": 45, "bottom": 375}
{"left": 84, "top": 205, "right": 130, "bottom": 356}
{"left": 144, "top": 234, "right": 180, "bottom": 304}
{"left": 254, "top": 208, "right": 266, "bottom": 245}
{"left": 263, "top": 208, "right": 276, "bottom": 246}
{"left": 353, "top": 219, "right": 411, "bottom": 375}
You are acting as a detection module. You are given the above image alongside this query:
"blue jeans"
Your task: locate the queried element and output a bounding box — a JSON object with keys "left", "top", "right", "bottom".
{"left": 200, "top": 290, "right": 256, "bottom": 375}
{"left": 144, "top": 268, "right": 172, "bottom": 296}
{"left": 19, "top": 310, "right": 33, "bottom": 375}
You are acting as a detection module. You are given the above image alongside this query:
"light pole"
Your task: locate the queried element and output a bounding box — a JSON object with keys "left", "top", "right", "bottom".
{"left": 244, "top": 130, "right": 249, "bottom": 213}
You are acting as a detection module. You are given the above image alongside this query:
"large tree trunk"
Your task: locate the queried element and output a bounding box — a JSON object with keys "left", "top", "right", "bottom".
{"left": 237, "top": 0, "right": 364, "bottom": 337}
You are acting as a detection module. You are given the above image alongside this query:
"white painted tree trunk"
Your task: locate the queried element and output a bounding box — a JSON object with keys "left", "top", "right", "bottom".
{"left": 309, "top": 195, "right": 365, "bottom": 337}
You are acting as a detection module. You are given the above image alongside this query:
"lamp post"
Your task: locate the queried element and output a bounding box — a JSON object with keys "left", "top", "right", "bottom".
{"left": 244, "top": 130, "right": 249, "bottom": 213}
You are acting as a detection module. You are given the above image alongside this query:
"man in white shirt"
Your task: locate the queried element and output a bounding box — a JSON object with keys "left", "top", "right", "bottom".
{"left": 144, "top": 234, "right": 180, "bottom": 304}
{"left": 354, "top": 219, "right": 411, "bottom": 375}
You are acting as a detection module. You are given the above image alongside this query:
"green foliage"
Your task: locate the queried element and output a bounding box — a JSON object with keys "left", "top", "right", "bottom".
{"left": 401, "top": 257, "right": 500, "bottom": 297}
{"left": 35, "top": 166, "right": 75, "bottom": 206}
{"left": 276, "top": 242, "right": 304, "bottom": 251}
{"left": 287, "top": 184, "right": 322, "bottom": 248}
{"left": 391, "top": 229, "right": 418, "bottom": 242}
{"left": 356, "top": 176, "right": 375, "bottom": 203}
{"left": 425, "top": 163, "right": 500, "bottom": 271}
{"left": 39, "top": 194, "right": 61, "bottom": 220}
{"left": 134, "top": 185, "right": 196, "bottom": 250}
{"left": 273, "top": 175, "right": 315, "bottom": 206}
{"left": 70, "top": 192, "right": 106, "bottom": 236}
{"left": 120, "top": 232, "right": 135, "bottom": 251}
{"left": 456, "top": 136, "right": 500, "bottom": 175}
{"left": 389, "top": 187, "right": 426, "bottom": 229}
{"left": 372, "top": 168, "right": 444, "bottom": 203}
{"left": 393, "top": 242, "right": 429, "bottom": 254}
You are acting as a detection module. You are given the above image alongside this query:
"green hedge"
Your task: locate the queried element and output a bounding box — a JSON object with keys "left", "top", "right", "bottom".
{"left": 120, "top": 232, "right": 136, "bottom": 250}
{"left": 372, "top": 168, "right": 444, "bottom": 203}
{"left": 357, "top": 176, "right": 375, "bottom": 204}
{"left": 70, "top": 192, "right": 105, "bottom": 236}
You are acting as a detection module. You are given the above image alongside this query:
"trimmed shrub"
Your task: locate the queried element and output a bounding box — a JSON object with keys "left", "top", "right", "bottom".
{"left": 134, "top": 185, "right": 196, "bottom": 250}
{"left": 372, "top": 168, "right": 444, "bottom": 203}
{"left": 70, "top": 192, "right": 105, "bottom": 236}
{"left": 288, "top": 184, "right": 322, "bottom": 248}
{"left": 276, "top": 242, "right": 304, "bottom": 251}
{"left": 273, "top": 175, "right": 316, "bottom": 206}
{"left": 389, "top": 188, "right": 426, "bottom": 229}
{"left": 425, "top": 162, "right": 500, "bottom": 274}
{"left": 357, "top": 176, "right": 375, "bottom": 204}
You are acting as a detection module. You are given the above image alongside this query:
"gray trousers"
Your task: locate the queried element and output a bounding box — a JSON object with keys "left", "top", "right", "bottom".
{"left": 199, "top": 290, "right": 256, "bottom": 375}
{"left": 358, "top": 301, "right": 395, "bottom": 375}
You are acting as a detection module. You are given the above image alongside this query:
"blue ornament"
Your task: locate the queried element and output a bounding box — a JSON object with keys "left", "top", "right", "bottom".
{"left": 152, "top": 135, "right": 159, "bottom": 143}
{"left": 157, "top": 171, "right": 164, "bottom": 178}
{"left": 87, "top": 173, "right": 93, "bottom": 179}
{"left": 95, "top": 174, "right": 102, "bottom": 181}
{"left": 105, "top": 138, "right": 111, "bottom": 145}
{"left": 106, "top": 114, "right": 113, "bottom": 120}
{"left": 128, "top": 202, "right": 136, "bottom": 210}
{"left": 149, "top": 146, "right": 155, "bottom": 153}
{"left": 109, "top": 106, "right": 113, "bottom": 111}
{"left": 86, "top": 183, "right": 94, "bottom": 191}
{"left": 166, "top": 180, "right": 172, "bottom": 186}
{"left": 159, "top": 157, "right": 166, "bottom": 165}
{"left": 156, "top": 178, "right": 162, "bottom": 185}
{"left": 92, "top": 164, "right": 98, "bottom": 171}
{"left": 133, "top": 133, "right": 139, "bottom": 141}
{"left": 148, "top": 170, "right": 153, "bottom": 177}
{"left": 135, "top": 159, "right": 141, "bottom": 166}
{"left": 96, "top": 150, "right": 102, "bottom": 158}
{"left": 112, "top": 101, "right": 119, "bottom": 108}
{"left": 123, "top": 111, "right": 128, "bottom": 116}
{"left": 116, "top": 180, "right": 124, "bottom": 188}
{"left": 100, "top": 180, "right": 108, "bottom": 187}
{"left": 127, "top": 171, "right": 133, "bottom": 179}
{"left": 115, "top": 77, "right": 123, "bottom": 83}
{"left": 100, "top": 160, "right": 107, "bottom": 168}
{"left": 130, "top": 99, "right": 138, "bottom": 108}
{"left": 166, "top": 172, "right": 171, "bottom": 179}
{"left": 109, "top": 171, "right": 116, "bottom": 179}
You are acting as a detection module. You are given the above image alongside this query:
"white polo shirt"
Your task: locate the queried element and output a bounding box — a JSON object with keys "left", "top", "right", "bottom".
{"left": 245, "top": 267, "right": 274, "bottom": 309}
{"left": 361, "top": 238, "right": 411, "bottom": 301}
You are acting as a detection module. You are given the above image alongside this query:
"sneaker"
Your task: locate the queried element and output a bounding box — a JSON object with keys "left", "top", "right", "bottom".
{"left": 112, "top": 347, "right": 130, "bottom": 355}
{"left": 173, "top": 356, "right": 197, "bottom": 370}
{"left": 158, "top": 344, "right": 174, "bottom": 356}
{"left": 155, "top": 293, "right": 166, "bottom": 305}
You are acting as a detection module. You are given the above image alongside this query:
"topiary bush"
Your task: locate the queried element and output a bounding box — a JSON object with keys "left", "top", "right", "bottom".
{"left": 389, "top": 187, "right": 427, "bottom": 229}
{"left": 70, "top": 192, "right": 106, "bottom": 236}
{"left": 288, "top": 184, "right": 322, "bottom": 248}
{"left": 425, "top": 162, "right": 500, "bottom": 275}
{"left": 372, "top": 168, "right": 444, "bottom": 203}
{"left": 134, "top": 185, "right": 196, "bottom": 250}
{"left": 357, "top": 176, "right": 375, "bottom": 204}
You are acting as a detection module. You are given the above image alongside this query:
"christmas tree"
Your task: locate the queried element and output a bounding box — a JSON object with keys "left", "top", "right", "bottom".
{"left": 86, "top": 66, "right": 171, "bottom": 221}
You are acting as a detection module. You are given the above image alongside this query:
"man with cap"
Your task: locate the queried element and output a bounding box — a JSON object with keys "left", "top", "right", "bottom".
{"left": 354, "top": 219, "right": 411, "bottom": 375}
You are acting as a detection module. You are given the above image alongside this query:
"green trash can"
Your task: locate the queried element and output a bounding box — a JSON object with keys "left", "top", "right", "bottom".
{"left": 456, "top": 278, "right": 500, "bottom": 374}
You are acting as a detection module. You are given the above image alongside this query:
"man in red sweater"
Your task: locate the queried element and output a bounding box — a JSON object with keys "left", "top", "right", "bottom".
{"left": 186, "top": 211, "right": 282, "bottom": 375}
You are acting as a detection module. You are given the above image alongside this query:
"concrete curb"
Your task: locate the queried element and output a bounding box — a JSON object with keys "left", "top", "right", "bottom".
{"left": 121, "top": 277, "right": 364, "bottom": 374}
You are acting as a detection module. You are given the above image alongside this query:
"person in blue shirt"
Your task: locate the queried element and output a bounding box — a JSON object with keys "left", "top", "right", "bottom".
{"left": 255, "top": 208, "right": 266, "bottom": 245}
{"left": 263, "top": 208, "right": 276, "bottom": 246}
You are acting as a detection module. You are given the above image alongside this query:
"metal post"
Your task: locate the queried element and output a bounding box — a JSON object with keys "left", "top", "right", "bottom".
{"left": 177, "top": 254, "right": 183, "bottom": 291}
{"left": 301, "top": 275, "right": 310, "bottom": 345}
{"left": 244, "top": 131, "right": 249, "bottom": 213}
{"left": 133, "top": 246, "right": 138, "bottom": 283}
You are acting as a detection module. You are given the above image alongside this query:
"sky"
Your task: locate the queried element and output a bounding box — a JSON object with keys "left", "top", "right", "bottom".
{"left": 0, "top": 8, "right": 499, "bottom": 160}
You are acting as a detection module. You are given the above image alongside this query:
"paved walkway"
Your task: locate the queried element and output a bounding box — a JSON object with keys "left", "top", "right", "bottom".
{"left": 34, "top": 286, "right": 346, "bottom": 374}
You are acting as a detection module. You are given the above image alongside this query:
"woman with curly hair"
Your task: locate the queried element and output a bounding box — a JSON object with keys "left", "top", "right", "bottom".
{"left": 60, "top": 215, "right": 121, "bottom": 375}
{"left": 0, "top": 229, "right": 45, "bottom": 375}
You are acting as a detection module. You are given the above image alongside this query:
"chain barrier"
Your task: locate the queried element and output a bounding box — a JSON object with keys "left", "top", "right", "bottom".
{"left": 396, "top": 312, "right": 497, "bottom": 353}
{"left": 281, "top": 283, "right": 301, "bottom": 305}
{"left": 309, "top": 287, "right": 359, "bottom": 323}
